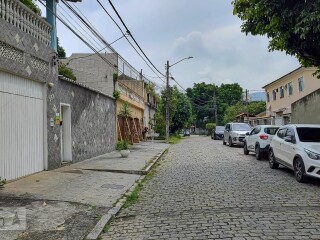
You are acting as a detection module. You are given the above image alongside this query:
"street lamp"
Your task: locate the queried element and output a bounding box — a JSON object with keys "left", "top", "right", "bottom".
{"left": 165, "top": 56, "right": 193, "bottom": 143}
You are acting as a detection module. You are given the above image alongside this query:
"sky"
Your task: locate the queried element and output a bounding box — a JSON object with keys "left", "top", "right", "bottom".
{"left": 40, "top": 0, "right": 300, "bottom": 92}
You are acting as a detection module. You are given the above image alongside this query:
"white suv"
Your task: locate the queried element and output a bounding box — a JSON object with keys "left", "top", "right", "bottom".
{"left": 269, "top": 124, "right": 320, "bottom": 182}
{"left": 244, "top": 125, "right": 280, "bottom": 160}
{"left": 223, "top": 123, "right": 252, "bottom": 147}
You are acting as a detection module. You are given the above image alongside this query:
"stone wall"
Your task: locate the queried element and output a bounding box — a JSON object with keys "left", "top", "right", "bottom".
{"left": 291, "top": 88, "right": 320, "bottom": 124}
{"left": 0, "top": 17, "right": 55, "bottom": 84}
{"left": 47, "top": 76, "right": 116, "bottom": 170}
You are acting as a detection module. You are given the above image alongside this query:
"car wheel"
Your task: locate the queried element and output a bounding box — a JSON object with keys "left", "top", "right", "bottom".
{"left": 243, "top": 142, "right": 249, "bottom": 155}
{"left": 211, "top": 136, "right": 213, "bottom": 139}
{"left": 269, "top": 149, "right": 279, "bottom": 169}
{"left": 294, "top": 157, "right": 306, "bottom": 183}
{"left": 223, "top": 138, "right": 226, "bottom": 145}
{"left": 255, "top": 145, "right": 262, "bottom": 160}
{"left": 229, "top": 137, "right": 233, "bottom": 147}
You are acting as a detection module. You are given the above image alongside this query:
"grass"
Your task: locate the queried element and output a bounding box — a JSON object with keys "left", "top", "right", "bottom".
{"left": 123, "top": 182, "right": 144, "bottom": 209}
{"left": 169, "top": 135, "right": 182, "bottom": 144}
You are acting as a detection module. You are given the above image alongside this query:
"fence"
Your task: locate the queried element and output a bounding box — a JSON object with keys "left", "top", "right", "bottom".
{"left": 0, "top": 0, "right": 51, "bottom": 46}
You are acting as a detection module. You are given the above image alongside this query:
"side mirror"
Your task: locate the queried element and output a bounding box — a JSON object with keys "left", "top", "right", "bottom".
{"left": 284, "top": 136, "right": 296, "bottom": 143}
{"left": 246, "top": 132, "right": 250, "bottom": 136}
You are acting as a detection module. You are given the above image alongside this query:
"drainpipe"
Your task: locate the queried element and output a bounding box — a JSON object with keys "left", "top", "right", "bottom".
{"left": 46, "top": 0, "right": 57, "bottom": 51}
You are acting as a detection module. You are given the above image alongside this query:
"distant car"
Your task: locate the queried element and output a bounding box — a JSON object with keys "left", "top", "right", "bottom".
{"left": 269, "top": 124, "right": 320, "bottom": 183}
{"left": 243, "top": 125, "right": 280, "bottom": 160}
{"left": 212, "top": 126, "right": 225, "bottom": 140}
{"left": 223, "top": 123, "right": 252, "bottom": 147}
{"left": 184, "top": 130, "right": 190, "bottom": 136}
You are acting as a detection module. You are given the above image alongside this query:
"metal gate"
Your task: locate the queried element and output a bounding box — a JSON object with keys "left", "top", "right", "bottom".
{"left": 0, "top": 71, "right": 44, "bottom": 180}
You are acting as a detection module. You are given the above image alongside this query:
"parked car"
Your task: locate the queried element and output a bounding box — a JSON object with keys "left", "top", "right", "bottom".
{"left": 243, "top": 125, "right": 280, "bottom": 160}
{"left": 269, "top": 124, "right": 320, "bottom": 183}
{"left": 223, "top": 123, "right": 252, "bottom": 147}
{"left": 184, "top": 129, "right": 191, "bottom": 136}
{"left": 212, "top": 126, "right": 225, "bottom": 140}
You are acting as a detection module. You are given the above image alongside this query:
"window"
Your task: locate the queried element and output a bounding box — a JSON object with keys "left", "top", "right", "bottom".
{"left": 272, "top": 89, "right": 277, "bottom": 101}
{"left": 280, "top": 86, "right": 284, "bottom": 98}
{"left": 298, "top": 77, "right": 304, "bottom": 92}
{"left": 267, "top": 92, "right": 270, "bottom": 102}
{"left": 288, "top": 82, "right": 293, "bottom": 96}
{"left": 285, "top": 128, "right": 295, "bottom": 137}
{"left": 297, "top": 127, "right": 320, "bottom": 142}
{"left": 277, "top": 128, "right": 286, "bottom": 139}
{"left": 264, "top": 127, "right": 279, "bottom": 135}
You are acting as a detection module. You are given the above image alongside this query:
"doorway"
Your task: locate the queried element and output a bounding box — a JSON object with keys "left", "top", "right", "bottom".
{"left": 60, "top": 104, "right": 72, "bottom": 163}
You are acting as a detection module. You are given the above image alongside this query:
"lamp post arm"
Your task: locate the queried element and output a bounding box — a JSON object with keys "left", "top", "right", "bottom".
{"left": 169, "top": 57, "right": 193, "bottom": 68}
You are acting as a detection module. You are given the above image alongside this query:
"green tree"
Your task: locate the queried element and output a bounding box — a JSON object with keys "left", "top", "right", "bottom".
{"left": 186, "top": 82, "right": 217, "bottom": 128}
{"left": 57, "top": 38, "right": 66, "bottom": 59}
{"left": 223, "top": 102, "right": 243, "bottom": 124}
{"left": 154, "top": 86, "right": 193, "bottom": 136}
{"left": 233, "top": 0, "right": 320, "bottom": 75}
{"left": 248, "top": 101, "right": 266, "bottom": 115}
{"left": 171, "top": 90, "right": 193, "bottom": 133}
{"left": 20, "top": 0, "right": 41, "bottom": 15}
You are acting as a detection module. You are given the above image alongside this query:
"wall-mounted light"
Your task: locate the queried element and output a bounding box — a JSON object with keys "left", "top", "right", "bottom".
{"left": 48, "top": 83, "right": 54, "bottom": 88}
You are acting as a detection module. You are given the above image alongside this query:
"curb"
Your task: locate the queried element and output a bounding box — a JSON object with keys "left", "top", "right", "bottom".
{"left": 85, "top": 147, "right": 169, "bottom": 240}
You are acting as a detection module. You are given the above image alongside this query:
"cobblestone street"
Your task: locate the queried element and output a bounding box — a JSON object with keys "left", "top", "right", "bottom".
{"left": 103, "top": 136, "right": 320, "bottom": 240}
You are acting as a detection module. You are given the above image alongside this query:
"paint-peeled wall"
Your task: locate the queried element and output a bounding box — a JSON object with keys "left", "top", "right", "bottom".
{"left": 291, "top": 89, "right": 320, "bottom": 124}
{"left": 47, "top": 76, "right": 116, "bottom": 170}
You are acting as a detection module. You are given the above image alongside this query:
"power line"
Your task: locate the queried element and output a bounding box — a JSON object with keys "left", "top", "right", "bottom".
{"left": 57, "top": 4, "right": 104, "bottom": 51}
{"left": 95, "top": 0, "right": 166, "bottom": 84}
{"left": 107, "top": 0, "right": 166, "bottom": 78}
{"left": 66, "top": 34, "right": 127, "bottom": 63}
{"left": 59, "top": 1, "right": 162, "bottom": 87}
{"left": 39, "top": 0, "right": 118, "bottom": 71}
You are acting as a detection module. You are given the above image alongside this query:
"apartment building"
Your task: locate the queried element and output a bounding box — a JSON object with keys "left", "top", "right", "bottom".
{"left": 263, "top": 67, "right": 320, "bottom": 125}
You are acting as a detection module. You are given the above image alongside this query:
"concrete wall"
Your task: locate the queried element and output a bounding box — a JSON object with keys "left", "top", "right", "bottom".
{"left": 47, "top": 76, "right": 116, "bottom": 170}
{"left": 63, "top": 53, "right": 118, "bottom": 97}
{"left": 291, "top": 88, "right": 320, "bottom": 124}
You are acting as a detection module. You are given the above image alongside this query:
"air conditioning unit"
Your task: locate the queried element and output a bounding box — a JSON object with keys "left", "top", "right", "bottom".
{"left": 276, "top": 88, "right": 279, "bottom": 92}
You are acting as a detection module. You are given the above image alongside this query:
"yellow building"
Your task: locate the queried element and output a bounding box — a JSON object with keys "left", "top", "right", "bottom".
{"left": 262, "top": 67, "right": 320, "bottom": 125}
{"left": 116, "top": 78, "right": 145, "bottom": 143}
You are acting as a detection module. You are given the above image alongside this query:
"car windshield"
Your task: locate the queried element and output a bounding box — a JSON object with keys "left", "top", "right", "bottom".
{"left": 233, "top": 124, "right": 251, "bottom": 131}
{"left": 297, "top": 127, "right": 320, "bottom": 142}
{"left": 216, "top": 126, "right": 225, "bottom": 131}
{"left": 264, "top": 127, "right": 279, "bottom": 135}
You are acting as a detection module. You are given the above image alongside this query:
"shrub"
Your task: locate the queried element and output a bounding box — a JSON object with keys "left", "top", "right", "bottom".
{"left": 205, "top": 123, "right": 216, "bottom": 135}
{"left": 116, "top": 140, "right": 130, "bottom": 151}
{"left": 59, "top": 64, "right": 77, "bottom": 81}
{"left": 113, "top": 90, "right": 120, "bottom": 99}
{"left": 0, "top": 177, "right": 6, "bottom": 189}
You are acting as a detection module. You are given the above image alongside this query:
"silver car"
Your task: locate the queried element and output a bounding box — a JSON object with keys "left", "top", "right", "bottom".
{"left": 223, "top": 123, "right": 252, "bottom": 147}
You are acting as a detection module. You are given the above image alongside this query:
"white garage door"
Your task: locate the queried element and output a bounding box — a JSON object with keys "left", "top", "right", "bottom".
{"left": 0, "top": 71, "right": 44, "bottom": 181}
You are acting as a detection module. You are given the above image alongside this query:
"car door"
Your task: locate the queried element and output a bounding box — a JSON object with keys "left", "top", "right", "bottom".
{"left": 247, "top": 127, "right": 259, "bottom": 151}
{"left": 282, "top": 127, "right": 296, "bottom": 169}
{"left": 273, "top": 127, "right": 286, "bottom": 161}
{"left": 224, "top": 124, "right": 230, "bottom": 142}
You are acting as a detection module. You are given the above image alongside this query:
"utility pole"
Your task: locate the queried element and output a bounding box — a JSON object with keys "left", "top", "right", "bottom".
{"left": 213, "top": 91, "right": 218, "bottom": 125}
{"left": 165, "top": 61, "right": 170, "bottom": 144}
{"left": 246, "top": 89, "right": 249, "bottom": 123}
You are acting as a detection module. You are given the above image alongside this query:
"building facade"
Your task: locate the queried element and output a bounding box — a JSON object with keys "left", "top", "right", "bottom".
{"left": 0, "top": 0, "right": 55, "bottom": 180}
{"left": 263, "top": 67, "right": 320, "bottom": 125}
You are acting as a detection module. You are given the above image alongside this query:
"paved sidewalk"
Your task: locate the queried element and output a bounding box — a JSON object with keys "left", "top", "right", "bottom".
{"left": 0, "top": 141, "right": 169, "bottom": 240}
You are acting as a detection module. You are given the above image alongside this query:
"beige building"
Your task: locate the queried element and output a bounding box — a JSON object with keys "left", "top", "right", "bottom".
{"left": 263, "top": 67, "right": 320, "bottom": 125}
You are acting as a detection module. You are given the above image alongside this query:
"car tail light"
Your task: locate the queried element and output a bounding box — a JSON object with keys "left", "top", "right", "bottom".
{"left": 259, "top": 134, "right": 268, "bottom": 140}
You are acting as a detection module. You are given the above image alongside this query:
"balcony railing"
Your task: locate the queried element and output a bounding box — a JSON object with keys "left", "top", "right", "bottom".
{"left": 118, "top": 82, "right": 144, "bottom": 105}
{"left": 0, "top": 0, "right": 51, "bottom": 46}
